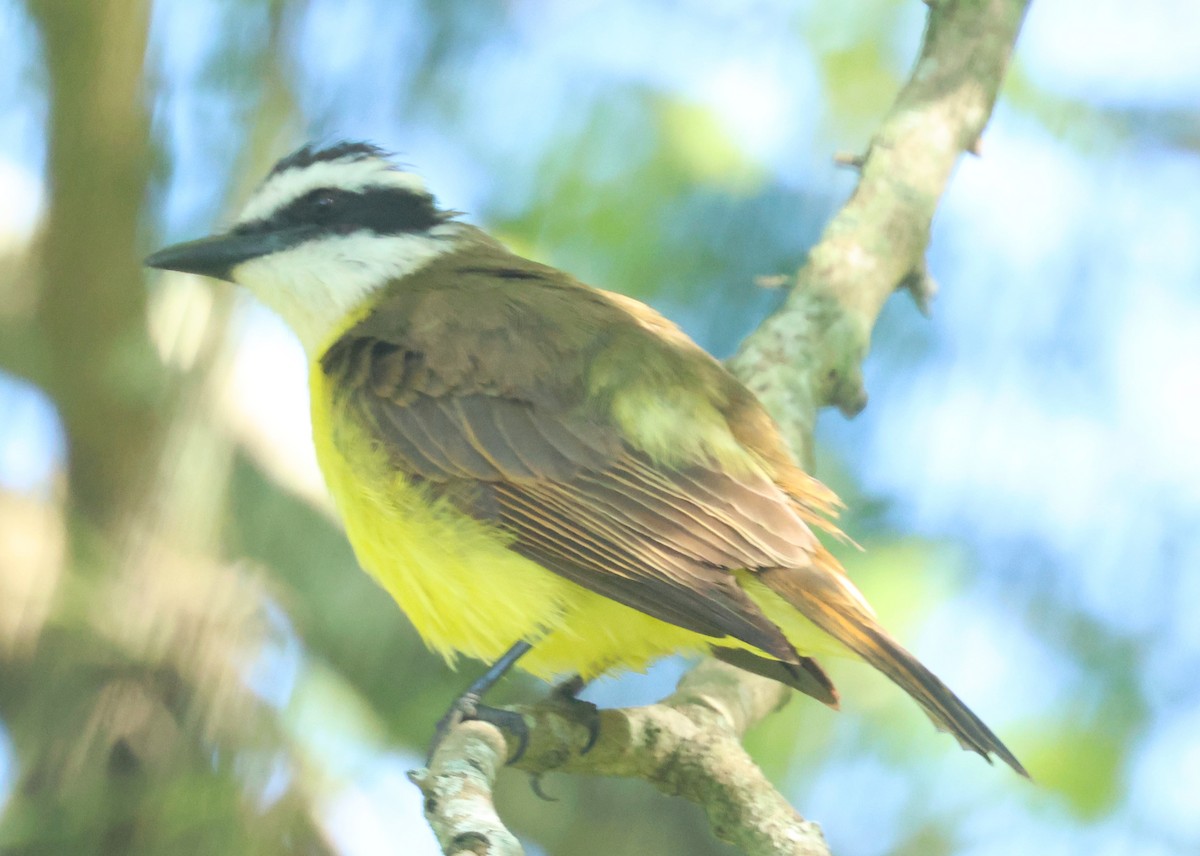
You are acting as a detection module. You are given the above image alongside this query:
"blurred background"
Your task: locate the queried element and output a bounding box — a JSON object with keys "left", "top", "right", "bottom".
{"left": 0, "top": 0, "right": 1197, "bottom": 853}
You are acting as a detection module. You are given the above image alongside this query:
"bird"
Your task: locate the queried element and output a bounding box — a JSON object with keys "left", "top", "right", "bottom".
{"left": 145, "top": 141, "right": 1026, "bottom": 776}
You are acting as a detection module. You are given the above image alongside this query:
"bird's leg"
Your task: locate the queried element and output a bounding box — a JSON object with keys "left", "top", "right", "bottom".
{"left": 429, "top": 640, "right": 532, "bottom": 764}
{"left": 546, "top": 673, "right": 601, "bottom": 754}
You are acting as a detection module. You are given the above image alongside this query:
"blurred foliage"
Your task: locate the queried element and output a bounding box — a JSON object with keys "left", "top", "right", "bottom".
{"left": 0, "top": 0, "right": 1194, "bottom": 854}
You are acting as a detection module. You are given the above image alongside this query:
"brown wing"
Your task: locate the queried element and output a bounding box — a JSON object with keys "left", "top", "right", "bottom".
{"left": 317, "top": 253, "right": 828, "bottom": 665}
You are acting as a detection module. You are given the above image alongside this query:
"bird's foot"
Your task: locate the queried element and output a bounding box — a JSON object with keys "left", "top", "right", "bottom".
{"left": 428, "top": 692, "right": 529, "bottom": 765}
{"left": 546, "top": 674, "right": 601, "bottom": 754}
{"left": 523, "top": 676, "right": 602, "bottom": 801}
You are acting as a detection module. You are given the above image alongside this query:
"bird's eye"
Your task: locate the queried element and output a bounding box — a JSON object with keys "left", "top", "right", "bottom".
{"left": 309, "top": 191, "right": 338, "bottom": 221}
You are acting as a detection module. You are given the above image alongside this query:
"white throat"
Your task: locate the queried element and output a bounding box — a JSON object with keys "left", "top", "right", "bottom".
{"left": 230, "top": 223, "right": 463, "bottom": 356}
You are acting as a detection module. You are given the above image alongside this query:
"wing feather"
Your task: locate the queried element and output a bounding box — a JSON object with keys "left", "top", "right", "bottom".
{"left": 450, "top": 397, "right": 539, "bottom": 479}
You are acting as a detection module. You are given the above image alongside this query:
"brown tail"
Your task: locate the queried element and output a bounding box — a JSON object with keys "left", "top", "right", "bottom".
{"left": 759, "top": 564, "right": 1029, "bottom": 777}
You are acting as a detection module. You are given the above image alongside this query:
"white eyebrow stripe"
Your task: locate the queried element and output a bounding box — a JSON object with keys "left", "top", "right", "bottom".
{"left": 237, "top": 158, "right": 427, "bottom": 225}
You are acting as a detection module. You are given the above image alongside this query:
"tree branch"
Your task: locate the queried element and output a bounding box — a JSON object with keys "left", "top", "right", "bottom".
{"left": 413, "top": 662, "right": 830, "bottom": 856}
{"left": 410, "top": 723, "right": 524, "bottom": 856}
{"left": 730, "top": 0, "right": 1032, "bottom": 466}
{"left": 414, "top": 0, "right": 1031, "bottom": 851}
{"left": 27, "top": 0, "right": 167, "bottom": 529}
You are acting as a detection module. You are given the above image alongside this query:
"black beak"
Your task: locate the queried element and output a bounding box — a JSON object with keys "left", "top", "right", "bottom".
{"left": 144, "top": 227, "right": 314, "bottom": 281}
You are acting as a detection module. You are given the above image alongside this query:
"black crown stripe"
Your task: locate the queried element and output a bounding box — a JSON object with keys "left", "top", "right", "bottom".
{"left": 268, "top": 141, "right": 394, "bottom": 178}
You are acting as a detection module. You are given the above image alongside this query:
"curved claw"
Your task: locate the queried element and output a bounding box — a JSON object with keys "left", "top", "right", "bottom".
{"left": 579, "top": 709, "right": 601, "bottom": 755}
{"left": 427, "top": 695, "right": 529, "bottom": 765}
{"left": 471, "top": 704, "right": 530, "bottom": 764}
{"left": 529, "top": 772, "right": 558, "bottom": 802}
{"left": 549, "top": 676, "right": 601, "bottom": 755}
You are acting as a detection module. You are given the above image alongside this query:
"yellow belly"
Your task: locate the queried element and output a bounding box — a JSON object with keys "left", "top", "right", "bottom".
{"left": 308, "top": 362, "right": 843, "bottom": 682}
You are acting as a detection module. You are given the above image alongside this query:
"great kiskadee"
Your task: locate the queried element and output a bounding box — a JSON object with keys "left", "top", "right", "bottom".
{"left": 145, "top": 142, "right": 1025, "bottom": 776}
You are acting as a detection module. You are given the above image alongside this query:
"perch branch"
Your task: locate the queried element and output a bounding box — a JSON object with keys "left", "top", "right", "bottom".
{"left": 413, "top": 662, "right": 830, "bottom": 856}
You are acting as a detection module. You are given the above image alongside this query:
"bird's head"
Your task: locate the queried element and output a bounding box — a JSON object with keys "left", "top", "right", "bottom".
{"left": 145, "top": 141, "right": 463, "bottom": 353}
